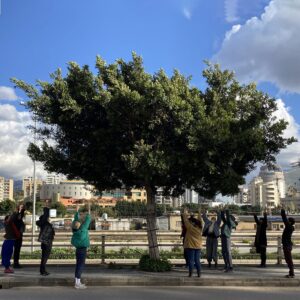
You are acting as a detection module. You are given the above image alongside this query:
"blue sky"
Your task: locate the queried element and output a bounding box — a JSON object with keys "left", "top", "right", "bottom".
{"left": 0, "top": 0, "right": 299, "bottom": 180}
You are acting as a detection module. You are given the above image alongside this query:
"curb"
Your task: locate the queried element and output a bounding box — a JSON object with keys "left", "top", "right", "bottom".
{"left": 1, "top": 276, "right": 300, "bottom": 289}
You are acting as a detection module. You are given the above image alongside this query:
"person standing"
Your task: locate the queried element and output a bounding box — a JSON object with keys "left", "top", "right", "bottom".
{"left": 36, "top": 207, "right": 55, "bottom": 276}
{"left": 13, "top": 204, "right": 26, "bottom": 268}
{"left": 180, "top": 213, "right": 188, "bottom": 267}
{"left": 1, "top": 214, "right": 20, "bottom": 273}
{"left": 71, "top": 205, "right": 91, "bottom": 289}
{"left": 253, "top": 211, "right": 268, "bottom": 267}
{"left": 281, "top": 208, "right": 295, "bottom": 278}
{"left": 181, "top": 208, "right": 203, "bottom": 277}
{"left": 221, "top": 209, "right": 237, "bottom": 273}
{"left": 202, "top": 211, "right": 221, "bottom": 268}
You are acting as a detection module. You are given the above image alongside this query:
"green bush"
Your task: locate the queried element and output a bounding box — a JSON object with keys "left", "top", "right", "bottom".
{"left": 139, "top": 254, "right": 172, "bottom": 272}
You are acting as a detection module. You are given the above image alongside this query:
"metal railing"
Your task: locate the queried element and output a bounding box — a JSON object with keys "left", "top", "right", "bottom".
{"left": 1, "top": 231, "right": 300, "bottom": 265}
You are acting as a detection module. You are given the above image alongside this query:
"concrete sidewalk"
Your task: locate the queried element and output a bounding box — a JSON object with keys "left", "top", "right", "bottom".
{"left": 1, "top": 264, "right": 300, "bottom": 289}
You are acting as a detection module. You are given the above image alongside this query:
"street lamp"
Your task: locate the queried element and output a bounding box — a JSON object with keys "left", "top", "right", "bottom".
{"left": 20, "top": 101, "right": 36, "bottom": 252}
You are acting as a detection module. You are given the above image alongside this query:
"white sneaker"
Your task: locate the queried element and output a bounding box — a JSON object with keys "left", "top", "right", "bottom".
{"left": 75, "top": 282, "right": 87, "bottom": 289}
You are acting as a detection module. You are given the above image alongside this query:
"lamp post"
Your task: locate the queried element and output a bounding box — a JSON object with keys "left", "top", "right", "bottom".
{"left": 20, "top": 101, "right": 36, "bottom": 252}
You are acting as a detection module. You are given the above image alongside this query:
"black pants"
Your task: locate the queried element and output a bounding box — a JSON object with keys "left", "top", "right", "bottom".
{"left": 75, "top": 247, "right": 87, "bottom": 279}
{"left": 40, "top": 243, "right": 52, "bottom": 274}
{"left": 13, "top": 237, "right": 23, "bottom": 265}
{"left": 283, "top": 246, "right": 294, "bottom": 276}
{"left": 256, "top": 246, "right": 267, "bottom": 266}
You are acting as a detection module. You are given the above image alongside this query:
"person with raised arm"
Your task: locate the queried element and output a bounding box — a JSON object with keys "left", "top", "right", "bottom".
{"left": 12, "top": 204, "right": 26, "bottom": 268}
{"left": 1, "top": 213, "right": 20, "bottom": 273}
{"left": 220, "top": 209, "right": 237, "bottom": 273}
{"left": 281, "top": 206, "right": 295, "bottom": 278}
{"left": 36, "top": 205, "right": 55, "bottom": 276}
{"left": 202, "top": 210, "right": 221, "bottom": 269}
{"left": 253, "top": 210, "right": 268, "bottom": 268}
{"left": 71, "top": 203, "right": 91, "bottom": 289}
{"left": 181, "top": 208, "right": 203, "bottom": 277}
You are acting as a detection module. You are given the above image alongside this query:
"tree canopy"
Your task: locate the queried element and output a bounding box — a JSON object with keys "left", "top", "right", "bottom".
{"left": 12, "top": 53, "right": 295, "bottom": 199}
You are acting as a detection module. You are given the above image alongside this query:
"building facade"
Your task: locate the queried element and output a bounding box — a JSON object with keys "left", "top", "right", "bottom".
{"left": 248, "top": 165, "right": 285, "bottom": 209}
{"left": 22, "top": 177, "right": 44, "bottom": 198}
{"left": 0, "top": 177, "right": 14, "bottom": 201}
{"left": 40, "top": 180, "right": 94, "bottom": 200}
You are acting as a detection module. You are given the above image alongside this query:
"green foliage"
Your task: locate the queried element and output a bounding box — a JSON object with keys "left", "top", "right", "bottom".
{"left": 50, "top": 201, "right": 67, "bottom": 217}
{"left": 11, "top": 54, "right": 295, "bottom": 200}
{"left": 114, "top": 200, "right": 166, "bottom": 217}
{"left": 0, "top": 199, "right": 16, "bottom": 215}
{"left": 139, "top": 254, "right": 172, "bottom": 272}
{"left": 24, "top": 200, "right": 44, "bottom": 215}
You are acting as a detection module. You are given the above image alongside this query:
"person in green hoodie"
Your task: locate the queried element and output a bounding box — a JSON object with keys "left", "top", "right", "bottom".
{"left": 71, "top": 205, "right": 91, "bottom": 289}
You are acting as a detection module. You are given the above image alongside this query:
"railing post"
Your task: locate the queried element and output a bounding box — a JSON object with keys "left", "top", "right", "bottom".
{"left": 101, "top": 235, "right": 106, "bottom": 264}
{"left": 277, "top": 236, "right": 282, "bottom": 265}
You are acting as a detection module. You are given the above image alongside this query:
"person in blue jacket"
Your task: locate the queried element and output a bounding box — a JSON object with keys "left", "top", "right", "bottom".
{"left": 71, "top": 204, "right": 91, "bottom": 289}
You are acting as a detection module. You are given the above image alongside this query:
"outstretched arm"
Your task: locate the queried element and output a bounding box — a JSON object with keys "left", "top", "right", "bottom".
{"left": 221, "top": 211, "right": 226, "bottom": 223}
{"left": 216, "top": 212, "right": 221, "bottom": 226}
{"left": 202, "top": 211, "right": 210, "bottom": 224}
{"left": 253, "top": 214, "right": 259, "bottom": 225}
{"left": 281, "top": 209, "right": 288, "bottom": 226}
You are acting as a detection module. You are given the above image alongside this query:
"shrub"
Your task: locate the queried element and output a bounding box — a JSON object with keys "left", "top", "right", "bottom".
{"left": 139, "top": 255, "right": 172, "bottom": 272}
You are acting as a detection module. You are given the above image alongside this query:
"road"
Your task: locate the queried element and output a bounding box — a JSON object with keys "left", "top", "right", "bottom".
{"left": 1, "top": 286, "right": 300, "bottom": 300}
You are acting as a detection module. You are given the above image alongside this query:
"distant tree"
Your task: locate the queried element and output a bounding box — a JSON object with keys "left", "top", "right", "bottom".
{"left": 0, "top": 199, "right": 16, "bottom": 215}
{"left": 51, "top": 201, "right": 67, "bottom": 217}
{"left": 12, "top": 54, "right": 295, "bottom": 259}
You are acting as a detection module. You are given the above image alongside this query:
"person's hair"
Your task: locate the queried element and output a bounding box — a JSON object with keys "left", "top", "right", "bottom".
{"left": 189, "top": 216, "right": 202, "bottom": 229}
{"left": 4, "top": 215, "right": 10, "bottom": 221}
{"left": 288, "top": 217, "right": 295, "bottom": 226}
{"left": 73, "top": 221, "right": 81, "bottom": 230}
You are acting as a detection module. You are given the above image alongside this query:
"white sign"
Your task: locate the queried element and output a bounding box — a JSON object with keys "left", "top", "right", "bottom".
{"left": 50, "top": 209, "right": 57, "bottom": 218}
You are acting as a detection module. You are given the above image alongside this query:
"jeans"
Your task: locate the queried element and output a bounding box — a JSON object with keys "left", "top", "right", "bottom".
{"left": 221, "top": 235, "right": 232, "bottom": 269}
{"left": 14, "top": 237, "right": 23, "bottom": 265}
{"left": 40, "top": 242, "right": 52, "bottom": 273}
{"left": 186, "top": 248, "right": 201, "bottom": 274}
{"left": 283, "top": 246, "right": 294, "bottom": 276}
{"left": 75, "top": 247, "right": 87, "bottom": 279}
{"left": 1, "top": 239, "right": 15, "bottom": 269}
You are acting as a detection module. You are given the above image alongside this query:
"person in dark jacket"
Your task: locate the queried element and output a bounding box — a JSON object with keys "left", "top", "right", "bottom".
{"left": 254, "top": 211, "right": 268, "bottom": 267}
{"left": 202, "top": 211, "right": 221, "bottom": 268}
{"left": 221, "top": 209, "right": 237, "bottom": 272}
{"left": 1, "top": 214, "right": 20, "bottom": 273}
{"left": 12, "top": 204, "right": 26, "bottom": 268}
{"left": 36, "top": 207, "right": 55, "bottom": 276}
{"left": 281, "top": 208, "right": 295, "bottom": 278}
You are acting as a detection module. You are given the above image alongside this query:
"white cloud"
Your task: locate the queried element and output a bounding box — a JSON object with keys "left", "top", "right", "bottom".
{"left": 0, "top": 86, "right": 20, "bottom": 101}
{"left": 225, "top": 0, "right": 240, "bottom": 23}
{"left": 274, "top": 99, "right": 300, "bottom": 168}
{"left": 244, "top": 99, "right": 300, "bottom": 184}
{"left": 0, "top": 104, "right": 47, "bottom": 180}
{"left": 183, "top": 7, "right": 192, "bottom": 19}
{"left": 215, "top": 0, "right": 300, "bottom": 93}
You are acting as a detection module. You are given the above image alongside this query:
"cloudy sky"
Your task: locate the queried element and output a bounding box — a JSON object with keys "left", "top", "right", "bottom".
{"left": 0, "top": 0, "right": 299, "bottom": 181}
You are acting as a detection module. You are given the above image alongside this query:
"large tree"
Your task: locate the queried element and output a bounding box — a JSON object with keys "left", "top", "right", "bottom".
{"left": 12, "top": 54, "right": 295, "bottom": 259}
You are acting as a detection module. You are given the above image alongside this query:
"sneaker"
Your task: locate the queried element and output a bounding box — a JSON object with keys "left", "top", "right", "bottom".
{"left": 4, "top": 268, "right": 14, "bottom": 274}
{"left": 40, "top": 271, "right": 50, "bottom": 276}
{"left": 13, "top": 263, "right": 22, "bottom": 269}
{"left": 285, "top": 274, "right": 295, "bottom": 278}
{"left": 75, "top": 283, "right": 87, "bottom": 289}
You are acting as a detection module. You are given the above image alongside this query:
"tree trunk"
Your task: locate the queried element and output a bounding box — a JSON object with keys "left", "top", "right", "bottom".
{"left": 145, "top": 185, "right": 160, "bottom": 260}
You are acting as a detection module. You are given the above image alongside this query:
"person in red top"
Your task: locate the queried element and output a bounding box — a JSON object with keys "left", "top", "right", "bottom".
{"left": 1, "top": 214, "right": 20, "bottom": 273}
